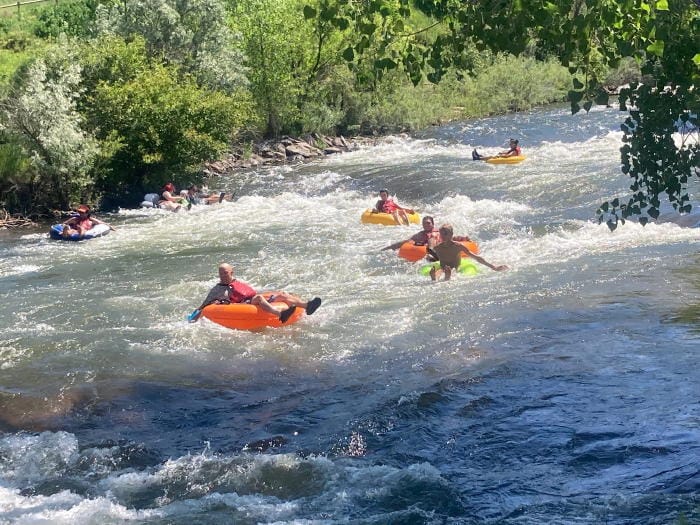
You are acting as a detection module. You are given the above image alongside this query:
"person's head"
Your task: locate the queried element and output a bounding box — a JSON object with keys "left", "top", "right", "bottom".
{"left": 218, "top": 263, "right": 234, "bottom": 284}
{"left": 509, "top": 138, "right": 518, "bottom": 146}
{"left": 163, "top": 182, "right": 175, "bottom": 193}
{"left": 188, "top": 185, "right": 198, "bottom": 195}
{"left": 76, "top": 204, "right": 90, "bottom": 217}
{"left": 439, "top": 223, "right": 454, "bottom": 240}
{"left": 422, "top": 216, "right": 435, "bottom": 231}
{"left": 378, "top": 189, "right": 389, "bottom": 201}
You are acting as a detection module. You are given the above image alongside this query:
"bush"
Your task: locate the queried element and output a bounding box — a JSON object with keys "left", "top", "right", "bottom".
{"left": 603, "top": 57, "right": 642, "bottom": 88}
{"left": 0, "top": 139, "right": 34, "bottom": 213}
{"left": 0, "top": 41, "right": 99, "bottom": 211}
{"left": 339, "top": 54, "right": 571, "bottom": 134}
{"left": 94, "top": 0, "right": 248, "bottom": 93}
{"left": 83, "top": 58, "right": 255, "bottom": 202}
{"left": 34, "top": 0, "right": 99, "bottom": 39}
{"left": 469, "top": 55, "right": 570, "bottom": 115}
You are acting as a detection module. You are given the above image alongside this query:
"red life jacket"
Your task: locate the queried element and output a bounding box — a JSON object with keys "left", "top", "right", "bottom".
{"left": 228, "top": 280, "right": 257, "bottom": 303}
{"left": 381, "top": 198, "right": 399, "bottom": 213}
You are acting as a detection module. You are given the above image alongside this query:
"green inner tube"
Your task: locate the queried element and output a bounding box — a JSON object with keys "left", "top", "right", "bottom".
{"left": 419, "top": 259, "right": 479, "bottom": 276}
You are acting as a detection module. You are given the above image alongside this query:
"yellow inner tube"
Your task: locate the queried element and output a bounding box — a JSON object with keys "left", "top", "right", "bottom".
{"left": 485, "top": 155, "right": 526, "bottom": 164}
{"left": 360, "top": 209, "right": 421, "bottom": 225}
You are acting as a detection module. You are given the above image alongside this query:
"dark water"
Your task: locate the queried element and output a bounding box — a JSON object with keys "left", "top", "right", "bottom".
{"left": 0, "top": 105, "right": 699, "bottom": 524}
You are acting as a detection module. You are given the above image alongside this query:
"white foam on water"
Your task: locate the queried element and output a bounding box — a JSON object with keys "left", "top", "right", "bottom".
{"left": 0, "top": 486, "right": 160, "bottom": 524}
{"left": 0, "top": 264, "right": 43, "bottom": 279}
{"left": 0, "top": 432, "right": 79, "bottom": 486}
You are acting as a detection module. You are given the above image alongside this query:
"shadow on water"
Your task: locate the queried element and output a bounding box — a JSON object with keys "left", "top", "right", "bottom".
{"left": 662, "top": 254, "right": 700, "bottom": 332}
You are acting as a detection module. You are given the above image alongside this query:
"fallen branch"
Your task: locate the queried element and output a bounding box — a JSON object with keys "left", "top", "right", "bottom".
{"left": 0, "top": 208, "right": 38, "bottom": 229}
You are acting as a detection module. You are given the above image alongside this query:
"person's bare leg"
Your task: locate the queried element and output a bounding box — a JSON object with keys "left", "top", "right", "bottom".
{"left": 251, "top": 295, "right": 285, "bottom": 315}
{"left": 429, "top": 266, "right": 437, "bottom": 281}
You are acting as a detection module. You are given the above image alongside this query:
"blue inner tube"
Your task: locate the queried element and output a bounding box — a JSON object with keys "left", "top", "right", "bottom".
{"left": 49, "top": 223, "right": 110, "bottom": 241}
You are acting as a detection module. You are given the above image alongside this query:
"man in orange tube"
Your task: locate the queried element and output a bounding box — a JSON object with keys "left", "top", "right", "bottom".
{"left": 191, "top": 263, "right": 321, "bottom": 322}
{"left": 381, "top": 215, "right": 442, "bottom": 252}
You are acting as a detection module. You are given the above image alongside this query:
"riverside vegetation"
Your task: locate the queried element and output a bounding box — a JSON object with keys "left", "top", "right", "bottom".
{"left": 0, "top": 0, "right": 652, "bottom": 221}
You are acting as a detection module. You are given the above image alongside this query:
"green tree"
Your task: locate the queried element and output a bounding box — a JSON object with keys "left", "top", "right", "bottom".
{"left": 230, "top": 0, "right": 305, "bottom": 136}
{"left": 78, "top": 37, "right": 254, "bottom": 202}
{"left": 34, "top": 0, "right": 101, "bottom": 39}
{"left": 230, "top": 0, "right": 352, "bottom": 136}
{"left": 0, "top": 41, "right": 99, "bottom": 211}
{"left": 94, "top": 0, "right": 248, "bottom": 93}
{"left": 0, "top": 137, "right": 34, "bottom": 214}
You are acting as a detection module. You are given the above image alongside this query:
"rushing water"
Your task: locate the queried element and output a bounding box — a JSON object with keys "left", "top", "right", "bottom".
{"left": 1, "top": 105, "right": 699, "bottom": 524}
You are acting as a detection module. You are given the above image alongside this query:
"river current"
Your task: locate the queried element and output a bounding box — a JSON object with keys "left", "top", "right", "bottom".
{"left": 0, "top": 105, "right": 698, "bottom": 524}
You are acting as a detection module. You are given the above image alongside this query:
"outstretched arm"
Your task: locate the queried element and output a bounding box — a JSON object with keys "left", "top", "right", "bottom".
{"left": 460, "top": 245, "right": 508, "bottom": 271}
{"left": 190, "top": 284, "right": 227, "bottom": 322}
{"left": 381, "top": 239, "right": 407, "bottom": 251}
{"left": 392, "top": 200, "right": 414, "bottom": 214}
{"left": 191, "top": 287, "right": 224, "bottom": 322}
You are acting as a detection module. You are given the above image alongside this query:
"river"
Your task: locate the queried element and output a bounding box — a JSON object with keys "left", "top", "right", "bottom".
{"left": 0, "top": 105, "right": 698, "bottom": 524}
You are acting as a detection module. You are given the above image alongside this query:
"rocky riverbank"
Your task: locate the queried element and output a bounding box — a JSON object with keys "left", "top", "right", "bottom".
{"left": 202, "top": 133, "right": 372, "bottom": 176}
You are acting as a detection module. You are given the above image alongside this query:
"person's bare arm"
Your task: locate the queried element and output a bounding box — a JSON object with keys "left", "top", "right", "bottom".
{"left": 381, "top": 239, "right": 408, "bottom": 251}
{"left": 459, "top": 245, "right": 508, "bottom": 271}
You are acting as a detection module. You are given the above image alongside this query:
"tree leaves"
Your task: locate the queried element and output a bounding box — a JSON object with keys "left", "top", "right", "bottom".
{"left": 303, "top": 5, "right": 316, "bottom": 19}
{"left": 646, "top": 39, "right": 665, "bottom": 57}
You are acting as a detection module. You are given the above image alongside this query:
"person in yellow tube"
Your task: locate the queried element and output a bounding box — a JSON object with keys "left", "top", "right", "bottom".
{"left": 472, "top": 138, "right": 522, "bottom": 161}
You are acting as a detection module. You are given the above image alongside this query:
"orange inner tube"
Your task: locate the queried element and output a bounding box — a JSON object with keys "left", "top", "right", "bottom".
{"left": 398, "top": 239, "right": 479, "bottom": 262}
{"left": 201, "top": 292, "right": 304, "bottom": 330}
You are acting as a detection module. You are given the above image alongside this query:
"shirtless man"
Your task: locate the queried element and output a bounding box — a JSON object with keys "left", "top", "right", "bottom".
{"left": 429, "top": 224, "right": 508, "bottom": 281}
{"left": 191, "top": 263, "right": 322, "bottom": 322}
